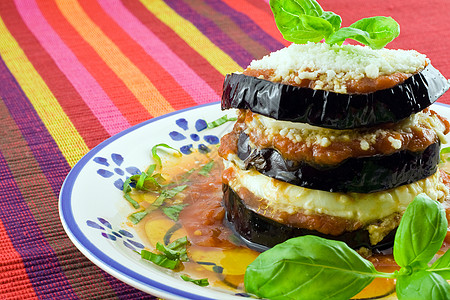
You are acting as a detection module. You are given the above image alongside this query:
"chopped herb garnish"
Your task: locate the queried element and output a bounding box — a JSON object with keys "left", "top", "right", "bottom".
{"left": 122, "top": 177, "right": 140, "bottom": 209}
{"left": 151, "top": 143, "right": 181, "bottom": 168}
{"left": 128, "top": 210, "right": 148, "bottom": 225}
{"left": 199, "top": 161, "right": 214, "bottom": 176}
{"left": 161, "top": 184, "right": 188, "bottom": 198}
{"left": 135, "top": 171, "right": 148, "bottom": 190}
{"left": 162, "top": 204, "right": 188, "bottom": 221}
{"left": 122, "top": 162, "right": 167, "bottom": 208}
{"left": 207, "top": 114, "right": 237, "bottom": 129}
{"left": 123, "top": 193, "right": 140, "bottom": 209}
{"left": 146, "top": 164, "right": 157, "bottom": 176}
{"left": 440, "top": 147, "right": 450, "bottom": 163}
{"left": 128, "top": 185, "right": 188, "bottom": 225}
{"left": 156, "top": 239, "right": 189, "bottom": 262}
{"left": 181, "top": 168, "right": 196, "bottom": 182}
{"left": 180, "top": 275, "right": 209, "bottom": 286}
{"left": 140, "top": 236, "right": 190, "bottom": 270}
{"left": 141, "top": 250, "right": 180, "bottom": 270}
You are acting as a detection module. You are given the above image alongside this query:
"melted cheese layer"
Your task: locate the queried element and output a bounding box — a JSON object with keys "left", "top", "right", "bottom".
{"left": 245, "top": 110, "right": 449, "bottom": 148}
{"left": 225, "top": 161, "right": 448, "bottom": 224}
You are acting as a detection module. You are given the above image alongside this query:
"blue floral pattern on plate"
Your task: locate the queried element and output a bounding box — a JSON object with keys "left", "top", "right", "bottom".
{"left": 84, "top": 111, "right": 250, "bottom": 297}
{"left": 169, "top": 118, "right": 220, "bottom": 154}
{"left": 86, "top": 217, "right": 145, "bottom": 252}
{"left": 94, "top": 153, "right": 141, "bottom": 190}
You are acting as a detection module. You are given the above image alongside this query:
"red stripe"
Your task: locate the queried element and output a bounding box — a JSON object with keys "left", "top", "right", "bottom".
{"left": 78, "top": 0, "right": 198, "bottom": 111}
{"left": 121, "top": 0, "right": 225, "bottom": 96}
{"left": 0, "top": 0, "right": 109, "bottom": 150}
{"left": 35, "top": 0, "right": 153, "bottom": 126}
{"left": 246, "top": 0, "right": 272, "bottom": 15}
{"left": 0, "top": 218, "right": 38, "bottom": 299}
{"left": 223, "top": 0, "right": 289, "bottom": 47}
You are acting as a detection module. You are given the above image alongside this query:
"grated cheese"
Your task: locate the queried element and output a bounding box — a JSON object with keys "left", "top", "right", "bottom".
{"left": 247, "top": 42, "right": 428, "bottom": 93}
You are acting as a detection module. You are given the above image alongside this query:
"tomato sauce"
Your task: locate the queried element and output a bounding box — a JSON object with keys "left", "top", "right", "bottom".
{"left": 128, "top": 148, "right": 450, "bottom": 299}
{"left": 219, "top": 109, "right": 441, "bottom": 165}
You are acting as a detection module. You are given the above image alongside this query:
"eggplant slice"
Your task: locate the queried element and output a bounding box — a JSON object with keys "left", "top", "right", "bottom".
{"left": 223, "top": 184, "right": 396, "bottom": 251}
{"left": 237, "top": 132, "right": 440, "bottom": 193}
{"left": 222, "top": 64, "right": 449, "bottom": 129}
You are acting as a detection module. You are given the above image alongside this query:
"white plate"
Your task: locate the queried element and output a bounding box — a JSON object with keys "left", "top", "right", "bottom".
{"left": 59, "top": 102, "right": 450, "bottom": 300}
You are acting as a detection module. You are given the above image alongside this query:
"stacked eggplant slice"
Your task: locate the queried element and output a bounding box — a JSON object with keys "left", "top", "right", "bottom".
{"left": 219, "top": 43, "right": 450, "bottom": 252}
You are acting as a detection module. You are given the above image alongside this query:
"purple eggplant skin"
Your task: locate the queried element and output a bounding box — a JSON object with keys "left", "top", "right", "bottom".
{"left": 222, "top": 64, "right": 449, "bottom": 129}
{"left": 237, "top": 132, "right": 440, "bottom": 193}
{"left": 223, "top": 184, "right": 396, "bottom": 252}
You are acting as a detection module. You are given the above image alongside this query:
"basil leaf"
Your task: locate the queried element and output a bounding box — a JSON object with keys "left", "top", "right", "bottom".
{"left": 146, "top": 164, "right": 156, "bottom": 176}
{"left": 440, "top": 147, "right": 450, "bottom": 163}
{"left": 207, "top": 115, "right": 237, "bottom": 129}
{"left": 167, "top": 236, "right": 189, "bottom": 262}
{"left": 128, "top": 210, "right": 148, "bottom": 225}
{"left": 270, "top": 0, "right": 335, "bottom": 43}
{"left": 440, "top": 147, "right": 450, "bottom": 155}
{"left": 430, "top": 250, "right": 450, "bottom": 280}
{"left": 147, "top": 185, "right": 187, "bottom": 216}
{"left": 167, "top": 236, "right": 189, "bottom": 250}
{"left": 181, "top": 168, "right": 195, "bottom": 182}
{"left": 396, "top": 270, "right": 450, "bottom": 300}
{"left": 162, "top": 204, "right": 188, "bottom": 222}
{"left": 141, "top": 250, "right": 180, "bottom": 270}
{"left": 156, "top": 242, "right": 185, "bottom": 261}
{"left": 135, "top": 171, "right": 148, "bottom": 190}
{"left": 162, "top": 185, "right": 188, "bottom": 198}
{"left": 151, "top": 143, "right": 181, "bottom": 167}
{"left": 394, "top": 194, "right": 447, "bottom": 269}
{"left": 199, "top": 161, "right": 214, "bottom": 176}
{"left": 180, "top": 275, "right": 209, "bottom": 286}
{"left": 122, "top": 177, "right": 140, "bottom": 209}
{"left": 244, "top": 235, "right": 380, "bottom": 300}
{"left": 327, "top": 16, "right": 399, "bottom": 49}
{"left": 123, "top": 193, "right": 140, "bottom": 209}
{"left": 321, "top": 11, "right": 341, "bottom": 32}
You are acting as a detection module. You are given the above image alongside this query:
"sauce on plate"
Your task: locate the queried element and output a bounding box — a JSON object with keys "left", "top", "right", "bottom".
{"left": 127, "top": 147, "right": 450, "bottom": 299}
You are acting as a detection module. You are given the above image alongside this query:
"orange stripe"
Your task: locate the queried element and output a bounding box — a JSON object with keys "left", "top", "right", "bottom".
{"left": 0, "top": 217, "right": 38, "bottom": 299}
{"left": 55, "top": 0, "right": 175, "bottom": 117}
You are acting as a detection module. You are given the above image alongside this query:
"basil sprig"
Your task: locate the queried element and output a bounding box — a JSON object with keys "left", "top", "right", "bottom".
{"left": 244, "top": 194, "right": 450, "bottom": 299}
{"left": 207, "top": 114, "right": 237, "bottom": 129}
{"left": 394, "top": 194, "right": 447, "bottom": 269}
{"left": 270, "top": 0, "right": 400, "bottom": 49}
{"left": 180, "top": 275, "right": 209, "bottom": 287}
{"left": 140, "top": 236, "right": 189, "bottom": 270}
{"left": 128, "top": 184, "right": 187, "bottom": 224}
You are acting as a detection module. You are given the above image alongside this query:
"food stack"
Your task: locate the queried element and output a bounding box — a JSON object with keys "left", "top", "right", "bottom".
{"left": 219, "top": 42, "right": 450, "bottom": 251}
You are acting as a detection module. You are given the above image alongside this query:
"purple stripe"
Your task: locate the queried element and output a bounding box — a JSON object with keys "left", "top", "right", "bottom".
{"left": 0, "top": 152, "right": 78, "bottom": 299}
{"left": 0, "top": 57, "right": 70, "bottom": 198}
{"left": 164, "top": 0, "right": 253, "bottom": 67}
{"left": 206, "top": 0, "right": 284, "bottom": 53}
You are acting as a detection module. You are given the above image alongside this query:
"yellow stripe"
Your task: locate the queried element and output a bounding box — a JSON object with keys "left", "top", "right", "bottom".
{"left": 140, "top": 0, "right": 243, "bottom": 75}
{"left": 55, "top": 0, "right": 174, "bottom": 117}
{"left": 0, "top": 17, "right": 89, "bottom": 167}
